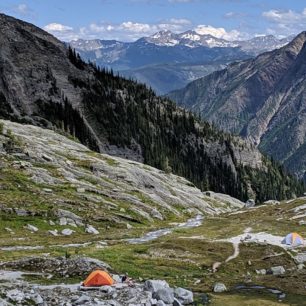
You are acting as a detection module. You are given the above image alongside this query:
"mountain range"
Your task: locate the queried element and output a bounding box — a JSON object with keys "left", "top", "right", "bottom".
{"left": 0, "top": 13, "right": 302, "bottom": 202}
{"left": 70, "top": 30, "right": 293, "bottom": 94}
{"left": 168, "top": 31, "right": 306, "bottom": 180}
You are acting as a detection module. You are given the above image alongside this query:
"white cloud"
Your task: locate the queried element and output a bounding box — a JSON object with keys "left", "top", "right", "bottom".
{"left": 43, "top": 23, "right": 78, "bottom": 41}
{"left": 44, "top": 23, "right": 73, "bottom": 32}
{"left": 194, "top": 24, "right": 244, "bottom": 40}
{"left": 119, "top": 21, "right": 152, "bottom": 33}
{"left": 88, "top": 23, "right": 105, "bottom": 33}
{"left": 262, "top": 8, "right": 306, "bottom": 36}
{"left": 44, "top": 18, "right": 192, "bottom": 42}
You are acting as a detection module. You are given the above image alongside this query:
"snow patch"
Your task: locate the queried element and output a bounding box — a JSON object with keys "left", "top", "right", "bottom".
{"left": 218, "top": 232, "right": 292, "bottom": 249}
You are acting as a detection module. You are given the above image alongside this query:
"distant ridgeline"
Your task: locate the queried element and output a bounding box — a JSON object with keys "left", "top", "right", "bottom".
{"left": 0, "top": 13, "right": 303, "bottom": 202}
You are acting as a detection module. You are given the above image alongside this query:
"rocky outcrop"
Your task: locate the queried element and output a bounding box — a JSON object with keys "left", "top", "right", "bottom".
{"left": 0, "top": 256, "right": 111, "bottom": 278}
{"left": 168, "top": 32, "right": 306, "bottom": 178}
{"left": 0, "top": 257, "right": 194, "bottom": 306}
{"left": 0, "top": 119, "right": 245, "bottom": 225}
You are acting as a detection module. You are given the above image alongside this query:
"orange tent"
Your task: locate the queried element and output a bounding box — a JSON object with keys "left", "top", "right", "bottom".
{"left": 83, "top": 270, "right": 114, "bottom": 287}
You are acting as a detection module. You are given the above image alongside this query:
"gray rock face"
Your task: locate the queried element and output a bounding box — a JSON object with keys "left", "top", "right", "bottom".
{"left": 0, "top": 14, "right": 82, "bottom": 119}
{"left": 0, "top": 119, "right": 245, "bottom": 226}
{"left": 168, "top": 31, "right": 306, "bottom": 178}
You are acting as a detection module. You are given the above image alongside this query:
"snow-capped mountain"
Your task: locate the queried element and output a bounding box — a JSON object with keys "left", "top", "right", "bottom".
{"left": 144, "top": 30, "right": 239, "bottom": 48}
{"left": 70, "top": 30, "right": 293, "bottom": 94}
{"left": 142, "top": 30, "right": 291, "bottom": 52}
{"left": 145, "top": 30, "right": 180, "bottom": 46}
{"left": 70, "top": 30, "right": 293, "bottom": 65}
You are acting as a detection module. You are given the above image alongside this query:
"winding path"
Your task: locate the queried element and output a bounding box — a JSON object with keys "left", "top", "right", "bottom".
{"left": 212, "top": 242, "right": 240, "bottom": 273}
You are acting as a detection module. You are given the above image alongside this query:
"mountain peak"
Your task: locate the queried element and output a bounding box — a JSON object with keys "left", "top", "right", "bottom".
{"left": 146, "top": 30, "right": 179, "bottom": 46}
{"left": 284, "top": 31, "right": 306, "bottom": 55}
{"left": 151, "top": 29, "right": 174, "bottom": 37}
{"left": 180, "top": 30, "right": 202, "bottom": 41}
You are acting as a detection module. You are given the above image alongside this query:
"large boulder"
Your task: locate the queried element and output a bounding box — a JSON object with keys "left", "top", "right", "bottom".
{"left": 144, "top": 280, "right": 170, "bottom": 293}
{"left": 174, "top": 287, "right": 193, "bottom": 304}
{"left": 153, "top": 288, "right": 174, "bottom": 304}
{"left": 85, "top": 225, "right": 99, "bottom": 235}
{"left": 61, "top": 228, "right": 74, "bottom": 236}
{"left": 268, "top": 266, "right": 285, "bottom": 275}
{"left": 213, "top": 283, "right": 227, "bottom": 293}
{"left": 25, "top": 224, "right": 38, "bottom": 232}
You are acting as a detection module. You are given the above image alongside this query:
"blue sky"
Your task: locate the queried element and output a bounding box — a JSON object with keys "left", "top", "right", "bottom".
{"left": 0, "top": 0, "right": 305, "bottom": 41}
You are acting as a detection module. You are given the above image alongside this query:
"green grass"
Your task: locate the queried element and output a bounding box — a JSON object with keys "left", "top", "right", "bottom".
{"left": 103, "top": 156, "right": 119, "bottom": 167}
{"left": 0, "top": 152, "right": 306, "bottom": 305}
